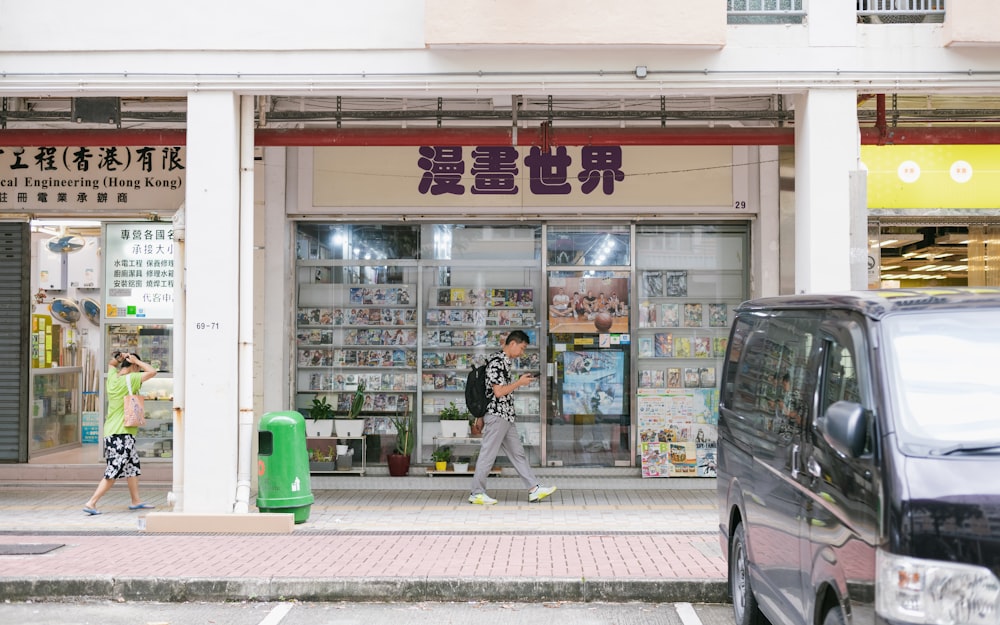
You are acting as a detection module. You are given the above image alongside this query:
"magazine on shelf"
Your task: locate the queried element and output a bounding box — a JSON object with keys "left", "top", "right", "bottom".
{"left": 683, "top": 303, "right": 703, "bottom": 327}
{"left": 638, "top": 337, "right": 654, "bottom": 358}
{"left": 654, "top": 333, "right": 673, "bottom": 358}
{"left": 674, "top": 337, "right": 692, "bottom": 358}
{"left": 693, "top": 336, "right": 712, "bottom": 358}
{"left": 699, "top": 367, "right": 716, "bottom": 388}
{"left": 639, "top": 369, "right": 654, "bottom": 388}
{"left": 683, "top": 367, "right": 701, "bottom": 388}
{"left": 652, "top": 369, "right": 666, "bottom": 388}
{"left": 665, "top": 270, "right": 688, "bottom": 297}
{"left": 713, "top": 336, "right": 729, "bottom": 358}
{"left": 708, "top": 303, "right": 728, "bottom": 327}
{"left": 660, "top": 303, "right": 680, "bottom": 327}
{"left": 641, "top": 271, "right": 664, "bottom": 297}
{"left": 667, "top": 368, "right": 682, "bottom": 388}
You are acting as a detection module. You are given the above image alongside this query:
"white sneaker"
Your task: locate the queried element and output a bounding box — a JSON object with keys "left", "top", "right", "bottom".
{"left": 469, "top": 493, "right": 498, "bottom": 505}
{"left": 529, "top": 485, "right": 557, "bottom": 503}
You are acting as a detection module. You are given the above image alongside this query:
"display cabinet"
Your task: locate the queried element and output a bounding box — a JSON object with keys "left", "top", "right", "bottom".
{"left": 632, "top": 224, "right": 749, "bottom": 478}
{"left": 634, "top": 269, "right": 735, "bottom": 393}
{"left": 420, "top": 281, "right": 542, "bottom": 463}
{"left": 307, "top": 435, "right": 367, "bottom": 475}
{"left": 29, "top": 367, "right": 82, "bottom": 454}
{"left": 294, "top": 224, "right": 424, "bottom": 464}
{"left": 106, "top": 323, "right": 174, "bottom": 459}
{"left": 295, "top": 283, "right": 418, "bottom": 430}
{"left": 633, "top": 226, "right": 748, "bottom": 397}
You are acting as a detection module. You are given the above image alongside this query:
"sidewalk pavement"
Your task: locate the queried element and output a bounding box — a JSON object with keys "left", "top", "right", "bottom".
{"left": 0, "top": 474, "right": 728, "bottom": 604}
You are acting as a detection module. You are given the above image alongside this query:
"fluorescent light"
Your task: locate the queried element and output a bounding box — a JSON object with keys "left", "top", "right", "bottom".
{"left": 878, "top": 234, "right": 924, "bottom": 248}
{"left": 935, "top": 234, "right": 970, "bottom": 245}
{"left": 30, "top": 219, "right": 101, "bottom": 228}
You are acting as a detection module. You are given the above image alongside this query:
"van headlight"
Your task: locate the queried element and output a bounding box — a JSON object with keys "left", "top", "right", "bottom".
{"left": 877, "top": 549, "right": 1000, "bottom": 624}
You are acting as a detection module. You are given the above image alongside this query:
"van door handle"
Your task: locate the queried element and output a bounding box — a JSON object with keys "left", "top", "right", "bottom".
{"left": 790, "top": 444, "right": 800, "bottom": 479}
{"left": 807, "top": 457, "right": 822, "bottom": 479}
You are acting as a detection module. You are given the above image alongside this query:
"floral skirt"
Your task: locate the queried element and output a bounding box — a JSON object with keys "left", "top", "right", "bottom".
{"left": 103, "top": 434, "right": 142, "bottom": 480}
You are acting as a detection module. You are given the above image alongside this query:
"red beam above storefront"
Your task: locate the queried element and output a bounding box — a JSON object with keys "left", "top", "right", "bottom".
{"left": 0, "top": 129, "right": 188, "bottom": 146}
{"left": 4, "top": 126, "right": 1000, "bottom": 147}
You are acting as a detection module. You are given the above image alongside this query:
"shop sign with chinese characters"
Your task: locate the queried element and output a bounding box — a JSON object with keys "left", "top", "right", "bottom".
{"left": 309, "top": 145, "right": 740, "bottom": 213}
{"left": 0, "top": 146, "right": 185, "bottom": 213}
{"left": 104, "top": 222, "right": 175, "bottom": 320}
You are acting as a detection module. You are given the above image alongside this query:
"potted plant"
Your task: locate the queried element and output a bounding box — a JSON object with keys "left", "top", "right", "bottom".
{"left": 452, "top": 456, "right": 470, "bottom": 473}
{"left": 334, "top": 379, "right": 366, "bottom": 437}
{"left": 308, "top": 445, "right": 337, "bottom": 472}
{"left": 387, "top": 411, "right": 414, "bottom": 476}
{"left": 430, "top": 446, "right": 452, "bottom": 472}
{"left": 438, "top": 401, "right": 471, "bottom": 438}
{"left": 306, "top": 395, "right": 335, "bottom": 437}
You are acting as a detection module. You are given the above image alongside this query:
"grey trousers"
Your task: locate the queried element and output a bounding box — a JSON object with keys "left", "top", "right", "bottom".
{"left": 470, "top": 414, "right": 538, "bottom": 495}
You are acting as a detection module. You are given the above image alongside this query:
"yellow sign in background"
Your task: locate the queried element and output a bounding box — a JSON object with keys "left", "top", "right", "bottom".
{"left": 863, "top": 144, "right": 1000, "bottom": 209}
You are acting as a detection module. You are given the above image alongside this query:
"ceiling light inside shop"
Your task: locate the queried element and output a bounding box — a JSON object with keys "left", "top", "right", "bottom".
{"left": 878, "top": 234, "right": 924, "bottom": 248}
{"left": 30, "top": 219, "right": 101, "bottom": 228}
{"left": 935, "top": 234, "right": 970, "bottom": 245}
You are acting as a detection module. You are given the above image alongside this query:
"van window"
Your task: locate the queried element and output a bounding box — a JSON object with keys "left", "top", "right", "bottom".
{"left": 819, "top": 341, "right": 860, "bottom": 413}
{"left": 819, "top": 337, "right": 871, "bottom": 455}
{"left": 727, "top": 315, "right": 816, "bottom": 437}
{"left": 883, "top": 309, "right": 1000, "bottom": 452}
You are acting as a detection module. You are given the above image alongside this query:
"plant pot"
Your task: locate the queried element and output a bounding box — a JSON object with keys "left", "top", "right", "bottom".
{"left": 336, "top": 453, "right": 353, "bottom": 471}
{"left": 434, "top": 461, "right": 447, "bottom": 471}
{"left": 452, "top": 462, "right": 469, "bottom": 473}
{"left": 334, "top": 419, "right": 365, "bottom": 437}
{"left": 309, "top": 461, "right": 337, "bottom": 472}
{"left": 306, "top": 419, "right": 334, "bottom": 438}
{"left": 440, "top": 420, "right": 470, "bottom": 438}
{"left": 387, "top": 453, "right": 410, "bottom": 476}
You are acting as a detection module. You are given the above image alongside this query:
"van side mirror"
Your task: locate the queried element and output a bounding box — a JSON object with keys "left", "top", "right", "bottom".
{"left": 818, "top": 400, "right": 867, "bottom": 458}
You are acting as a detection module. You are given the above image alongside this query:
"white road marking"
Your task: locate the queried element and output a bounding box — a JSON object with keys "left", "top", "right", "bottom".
{"left": 676, "top": 602, "right": 704, "bottom": 625}
{"left": 258, "top": 602, "right": 294, "bottom": 625}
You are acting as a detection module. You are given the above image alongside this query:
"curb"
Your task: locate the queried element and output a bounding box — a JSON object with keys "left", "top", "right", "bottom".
{"left": 0, "top": 576, "right": 730, "bottom": 603}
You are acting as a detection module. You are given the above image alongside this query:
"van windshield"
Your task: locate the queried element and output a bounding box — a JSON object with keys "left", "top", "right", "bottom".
{"left": 883, "top": 309, "right": 1000, "bottom": 454}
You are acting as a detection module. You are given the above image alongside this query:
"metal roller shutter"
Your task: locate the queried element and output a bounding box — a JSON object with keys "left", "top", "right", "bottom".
{"left": 0, "top": 223, "right": 29, "bottom": 462}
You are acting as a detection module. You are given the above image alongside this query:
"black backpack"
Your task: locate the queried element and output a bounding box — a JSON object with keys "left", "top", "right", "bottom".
{"left": 464, "top": 356, "right": 496, "bottom": 419}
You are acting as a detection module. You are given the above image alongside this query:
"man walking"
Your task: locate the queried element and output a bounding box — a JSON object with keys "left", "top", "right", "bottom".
{"left": 469, "top": 330, "right": 557, "bottom": 505}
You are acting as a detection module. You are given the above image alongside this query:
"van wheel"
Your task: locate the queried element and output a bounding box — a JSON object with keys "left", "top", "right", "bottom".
{"left": 731, "top": 523, "right": 765, "bottom": 625}
{"left": 822, "top": 606, "right": 846, "bottom": 625}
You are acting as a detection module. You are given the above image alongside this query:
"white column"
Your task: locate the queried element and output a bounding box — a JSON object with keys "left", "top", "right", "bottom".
{"left": 260, "top": 147, "right": 292, "bottom": 413}
{"left": 754, "top": 145, "right": 781, "bottom": 298}
{"left": 181, "top": 91, "right": 241, "bottom": 513}
{"left": 794, "top": 89, "right": 860, "bottom": 293}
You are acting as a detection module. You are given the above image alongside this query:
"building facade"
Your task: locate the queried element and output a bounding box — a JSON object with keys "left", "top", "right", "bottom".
{"left": 2, "top": 1, "right": 999, "bottom": 513}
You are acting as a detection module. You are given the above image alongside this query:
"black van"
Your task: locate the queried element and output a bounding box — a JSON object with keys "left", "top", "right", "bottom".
{"left": 717, "top": 288, "right": 1000, "bottom": 625}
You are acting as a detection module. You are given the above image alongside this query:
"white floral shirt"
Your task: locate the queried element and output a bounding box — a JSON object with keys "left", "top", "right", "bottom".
{"left": 485, "top": 351, "right": 517, "bottom": 423}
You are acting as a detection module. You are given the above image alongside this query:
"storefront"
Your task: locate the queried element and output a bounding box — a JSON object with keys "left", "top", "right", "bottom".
{"left": 864, "top": 144, "right": 1000, "bottom": 288}
{"left": 291, "top": 144, "right": 757, "bottom": 475}
{"left": 11, "top": 144, "right": 184, "bottom": 465}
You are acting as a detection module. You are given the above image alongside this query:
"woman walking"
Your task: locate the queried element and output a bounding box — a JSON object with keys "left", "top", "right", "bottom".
{"left": 83, "top": 351, "right": 158, "bottom": 515}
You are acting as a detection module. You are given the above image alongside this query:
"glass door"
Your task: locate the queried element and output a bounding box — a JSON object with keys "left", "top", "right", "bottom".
{"left": 545, "top": 225, "right": 632, "bottom": 467}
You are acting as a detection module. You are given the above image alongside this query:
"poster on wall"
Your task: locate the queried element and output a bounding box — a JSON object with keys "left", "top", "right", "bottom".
{"left": 637, "top": 388, "right": 718, "bottom": 478}
{"left": 547, "top": 270, "right": 630, "bottom": 334}
{"left": 103, "top": 222, "right": 176, "bottom": 320}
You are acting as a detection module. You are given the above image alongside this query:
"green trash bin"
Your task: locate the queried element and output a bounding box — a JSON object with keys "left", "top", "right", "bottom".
{"left": 256, "top": 410, "right": 314, "bottom": 524}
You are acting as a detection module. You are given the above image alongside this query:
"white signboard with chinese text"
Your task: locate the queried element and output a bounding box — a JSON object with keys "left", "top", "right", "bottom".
{"left": 103, "top": 222, "right": 176, "bottom": 320}
{"left": 0, "top": 146, "right": 184, "bottom": 214}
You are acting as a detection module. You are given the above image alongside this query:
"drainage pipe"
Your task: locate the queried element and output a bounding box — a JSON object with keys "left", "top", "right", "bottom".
{"left": 233, "top": 96, "right": 256, "bottom": 514}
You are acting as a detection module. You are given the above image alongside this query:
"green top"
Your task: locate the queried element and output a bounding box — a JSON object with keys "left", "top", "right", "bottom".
{"left": 105, "top": 366, "right": 140, "bottom": 436}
